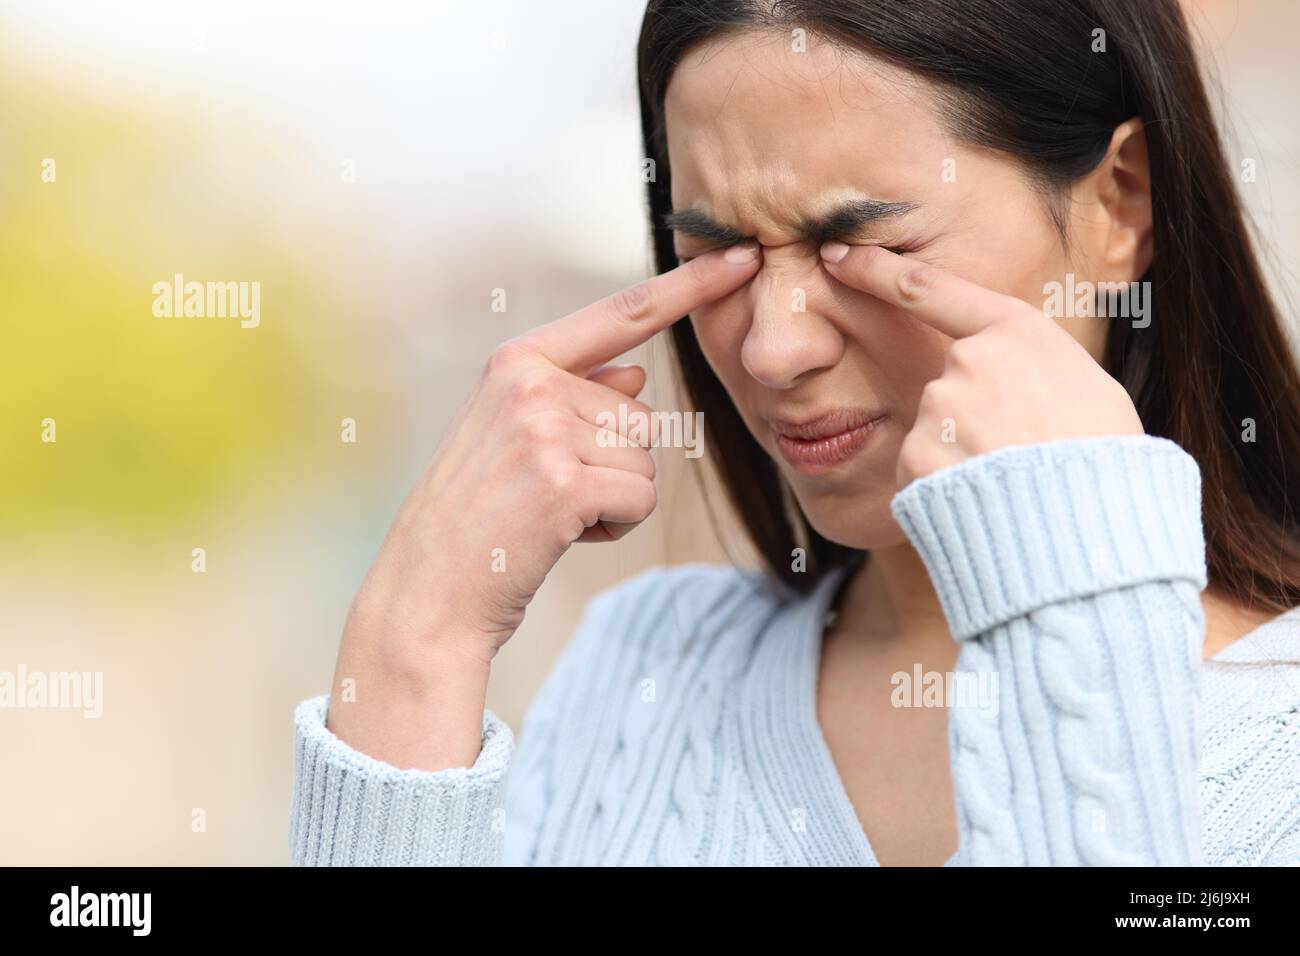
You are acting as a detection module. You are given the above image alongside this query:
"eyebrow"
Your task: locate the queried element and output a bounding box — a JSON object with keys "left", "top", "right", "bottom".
{"left": 662, "top": 198, "right": 920, "bottom": 247}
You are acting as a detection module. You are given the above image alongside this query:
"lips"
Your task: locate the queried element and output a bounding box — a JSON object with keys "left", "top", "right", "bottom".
{"left": 768, "top": 408, "right": 888, "bottom": 474}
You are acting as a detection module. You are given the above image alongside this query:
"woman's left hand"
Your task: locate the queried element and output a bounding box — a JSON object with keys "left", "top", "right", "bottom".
{"left": 818, "top": 242, "right": 1145, "bottom": 488}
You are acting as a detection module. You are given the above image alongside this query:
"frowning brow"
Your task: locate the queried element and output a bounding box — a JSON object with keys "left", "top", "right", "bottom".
{"left": 663, "top": 198, "right": 920, "bottom": 246}
{"left": 661, "top": 208, "right": 746, "bottom": 244}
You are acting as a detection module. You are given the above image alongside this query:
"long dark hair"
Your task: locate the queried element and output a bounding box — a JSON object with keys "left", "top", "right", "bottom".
{"left": 636, "top": 0, "right": 1300, "bottom": 612}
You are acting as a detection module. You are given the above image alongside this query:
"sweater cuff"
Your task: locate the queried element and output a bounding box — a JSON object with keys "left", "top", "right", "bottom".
{"left": 290, "top": 695, "right": 513, "bottom": 866}
{"left": 890, "top": 435, "right": 1207, "bottom": 641}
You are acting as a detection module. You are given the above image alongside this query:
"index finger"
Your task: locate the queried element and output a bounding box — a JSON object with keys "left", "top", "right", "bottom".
{"left": 819, "top": 243, "right": 1035, "bottom": 338}
{"left": 526, "top": 241, "right": 761, "bottom": 373}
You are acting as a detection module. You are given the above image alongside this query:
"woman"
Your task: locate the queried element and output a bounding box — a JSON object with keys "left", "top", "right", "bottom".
{"left": 290, "top": 0, "right": 1300, "bottom": 866}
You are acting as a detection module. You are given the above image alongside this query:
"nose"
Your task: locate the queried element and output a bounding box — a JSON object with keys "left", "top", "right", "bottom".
{"left": 740, "top": 250, "right": 844, "bottom": 389}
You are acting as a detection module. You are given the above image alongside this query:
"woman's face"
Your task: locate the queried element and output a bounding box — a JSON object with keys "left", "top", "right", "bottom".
{"left": 664, "top": 31, "right": 1110, "bottom": 549}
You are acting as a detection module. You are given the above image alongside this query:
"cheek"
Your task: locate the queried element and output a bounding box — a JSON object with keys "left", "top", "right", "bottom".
{"left": 944, "top": 199, "right": 1077, "bottom": 316}
{"left": 687, "top": 297, "right": 775, "bottom": 447}
{"left": 871, "top": 320, "right": 950, "bottom": 418}
{"left": 688, "top": 299, "right": 751, "bottom": 390}
{"left": 947, "top": 219, "right": 1111, "bottom": 363}
{"left": 951, "top": 233, "right": 1058, "bottom": 304}
{"left": 823, "top": 282, "right": 951, "bottom": 414}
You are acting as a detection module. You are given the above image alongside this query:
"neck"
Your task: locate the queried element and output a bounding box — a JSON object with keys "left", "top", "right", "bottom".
{"left": 834, "top": 541, "right": 948, "bottom": 644}
{"left": 1201, "top": 586, "right": 1280, "bottom": 659}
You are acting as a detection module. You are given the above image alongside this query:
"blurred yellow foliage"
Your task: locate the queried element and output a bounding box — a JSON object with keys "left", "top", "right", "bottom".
{"left": 0, "top": 49, "right": 326, "bottom": 539}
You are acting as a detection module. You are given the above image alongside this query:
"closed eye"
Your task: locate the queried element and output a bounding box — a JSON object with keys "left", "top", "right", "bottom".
{"left": 861, "top": 236, "right": 927, "bottom": 257}
{"left": 675, "top": 241, "right": 747, "bottom": 264}
{"left": 676, "top": 239, "right": 919, "bottom": 264}
{"left": 814, "top": 227, "right": 922, "bottom": 256}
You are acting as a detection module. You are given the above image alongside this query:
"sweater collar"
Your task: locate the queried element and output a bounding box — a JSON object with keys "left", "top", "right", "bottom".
{"left": 1208, "top": 604, "right": 1300, "bottom": 665}
{"left": 754, "top": 563, "right": 963, "bottom": 867}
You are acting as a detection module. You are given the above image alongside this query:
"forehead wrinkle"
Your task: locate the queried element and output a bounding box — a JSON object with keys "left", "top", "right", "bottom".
{"left": 690, "top": 164, "right": 808, "bottom": 243}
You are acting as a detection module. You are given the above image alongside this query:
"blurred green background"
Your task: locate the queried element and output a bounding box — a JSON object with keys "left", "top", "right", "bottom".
{"left": 1, "top": 0, "right": 1296, "bottom": 863}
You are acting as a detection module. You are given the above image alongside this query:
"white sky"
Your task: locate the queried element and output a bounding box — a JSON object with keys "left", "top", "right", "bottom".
{"left": 4, "top": 0, "right": 656, "bottom": 276}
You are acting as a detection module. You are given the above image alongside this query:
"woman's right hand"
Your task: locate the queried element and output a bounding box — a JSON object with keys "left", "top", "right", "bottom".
{"left": 325, "top": 241, "right": 761, "bottom": 771}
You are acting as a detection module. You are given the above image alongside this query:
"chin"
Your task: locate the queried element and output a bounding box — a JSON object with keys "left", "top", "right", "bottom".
{"left": 792, "top": 486, "right": 908, "bottom": 551}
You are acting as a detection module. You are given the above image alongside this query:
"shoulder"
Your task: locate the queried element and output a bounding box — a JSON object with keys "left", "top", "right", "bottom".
{"left": 1211, "top": 604, "right": 1300, "bottom": 661}
{"left": 1199, "top": 605, "right": 1300, "bottom": 863}
{"left": 1204, "top": 605, "right": 1300, "bottom": 713}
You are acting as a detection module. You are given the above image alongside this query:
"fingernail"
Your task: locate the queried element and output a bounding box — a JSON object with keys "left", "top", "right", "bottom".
{"left": 820, "top": 240, "right": 849, "bottom": 263}
{"left": 724, "top": 241, "right": 760, "bottom": 263}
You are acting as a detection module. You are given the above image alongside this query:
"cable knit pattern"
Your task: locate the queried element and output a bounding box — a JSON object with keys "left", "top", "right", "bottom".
{"left": 890, "top": 436, "right": 1208, "bottom": 864}
{"left": 289, "top": 435, "right": 1300, "bottom": 866}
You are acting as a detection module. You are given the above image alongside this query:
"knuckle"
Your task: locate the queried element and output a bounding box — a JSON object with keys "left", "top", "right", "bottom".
{"left": 575, "top": 494, "right": 602, "bottom": 531}
{"left": 897, "top": 432, "right": 930, "bottom": 473}
{"left": 857, "top": 244, "right": 888, "bottom": 268}
{"left": 521, "top": 410, "right": 567, "bottom": 447}
{"left": 918, "top": 378, "right": 948, "bottom": 409}
{"left": 485, "top": 337, "right": 535, "bottom": 376}
{"left": 593, "top": 425, "right": 620, "bottom": 450}
{"left": 520, "top": 441, "right": 551, "bottom": 478}
{"left": 945, "top": 336, "right": 985, "bottom": 370}
{"left": 610, "top": 281, "right": 655, "bottom": 324}
{"left": 896, "top": 264, "right": 937, "bottom": 304}
{"left": 632, "top": 476, "right": 658, "bottom": 519}
{"left": 508, "top": 367, "right": 560, "bottom": 406}
{"left": 625, "top": 397, "right": 655, "bottom": 422}
{"left": 620, "top": 403, "right": 655, "bottom": 443}
{"left": 681, "top": 257, "right": 713, "bottom": 294}
{"left": 560, "top": 516, "right": 588, "bottom": 545}
{"left": 547, "top": 459, "right": 581, "bottom": 501}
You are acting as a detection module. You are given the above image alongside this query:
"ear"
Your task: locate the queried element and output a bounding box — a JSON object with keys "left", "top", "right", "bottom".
{"left": 1072, "top": 116, "right": 1154, "bottom": 282}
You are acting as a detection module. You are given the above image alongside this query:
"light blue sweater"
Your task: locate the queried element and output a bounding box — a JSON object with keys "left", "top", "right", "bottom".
{"left": 290, "top": 435, "right": 1300, "bottom": 865}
